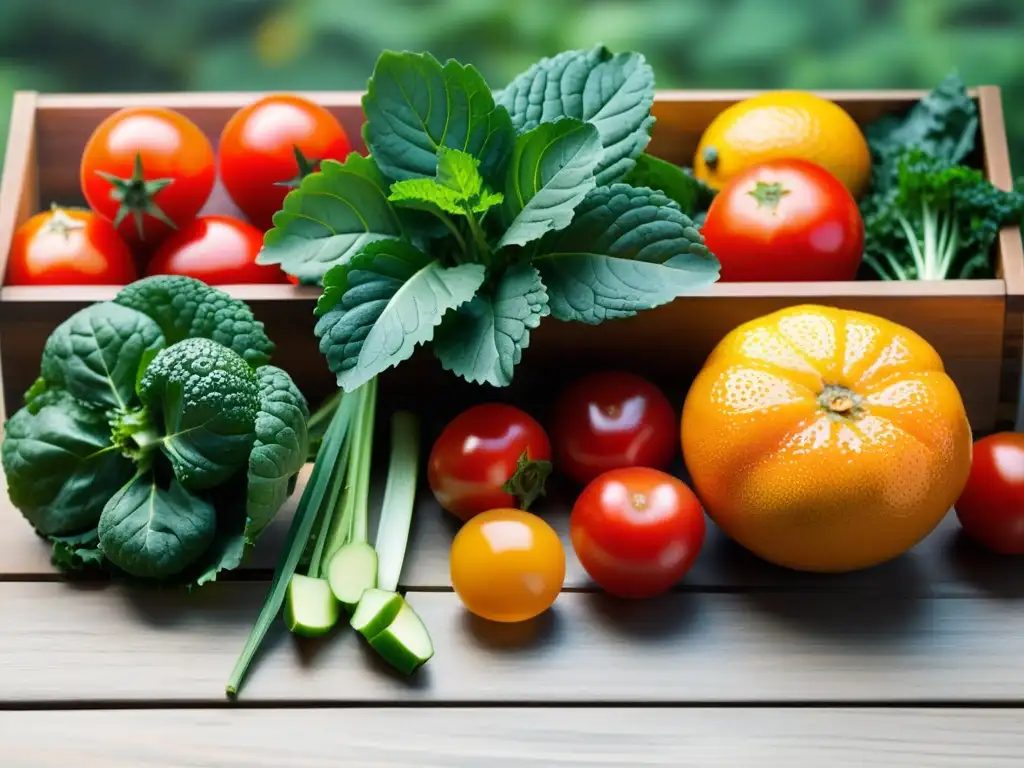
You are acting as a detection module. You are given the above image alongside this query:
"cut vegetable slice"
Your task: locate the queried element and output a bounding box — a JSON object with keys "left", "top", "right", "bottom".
{"left": 368, "top": 597, "right": 434, "bottom": 675}
{"left": 284, "top": 574, "right": 339, "bottom": 637}
{"left": 350, "top": 588, "right": 403, "bottom": 640}
{"left": 326, "top": 540, "right": 378, "bottom": 612}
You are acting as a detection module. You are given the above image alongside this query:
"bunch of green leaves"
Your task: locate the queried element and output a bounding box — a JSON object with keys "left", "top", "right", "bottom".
{"left": 257, "top": 45, "right": 720, "bottom": 391}
{"left": 859, "top": 72, "right": 1024, "bottom": 280}
{"left": 0, "top": 276, "right": 309, "bottom": 586}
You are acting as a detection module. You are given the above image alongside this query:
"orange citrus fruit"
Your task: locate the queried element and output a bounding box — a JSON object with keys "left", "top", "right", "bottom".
{"left": 693, "top": 92, "right": 872, "bottom": 199}
{"left": 680, "top": 305, "right": 972, "bottom": 573}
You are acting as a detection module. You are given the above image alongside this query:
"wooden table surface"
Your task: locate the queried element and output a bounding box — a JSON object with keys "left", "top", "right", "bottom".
{"left": 2, "top": 457, "right": 1024, "bottom": 767}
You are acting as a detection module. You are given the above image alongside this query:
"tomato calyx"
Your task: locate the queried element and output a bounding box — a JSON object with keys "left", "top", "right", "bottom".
{"left": 817, "top": 383, "right": 865, "bottom": 421}
{"left": 41, "top": 204, "right": 85, "bottom": 239}
{"left": 501, "top": 451, "right": 553, "bottom": 511}
{"left": 747, "top": 180, "right": 790, "bottom": 212}
{"left": 272, "top": 145, "right": 320, "bottom": 190}
{"left": 95, "top": 152, "right": 178, "bottom": 240}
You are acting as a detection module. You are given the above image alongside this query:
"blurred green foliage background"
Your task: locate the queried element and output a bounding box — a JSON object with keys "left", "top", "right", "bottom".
{"left": 0, "top": 0, "right": 1021, "bottom": 169}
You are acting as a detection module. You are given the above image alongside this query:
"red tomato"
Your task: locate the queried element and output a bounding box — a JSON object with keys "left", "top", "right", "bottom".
{"left": 145, "top": 215, "right": 288, "bottom": 285}
{"left": 551, "top": 371, "right": 677, "bottom": 486}
{"left": 6, "top": 206, "right": 137, "bottom": 286}
{"left": 570, "top": 466, "right": 706, "bottom": 598}
{"left": 955, "top": 432, "right": 1024, "bottom": 554}
{"left": 80, "top": 107, "right": 215, "bottom": 247}
{"left": 218, "top": 94, "right": 353, "bottom": 231}
{"left": 701, "top": 158, "right": 864, "bottom": 282}
{"left": 428, "top": 403, "right": 552, "bottom": 522}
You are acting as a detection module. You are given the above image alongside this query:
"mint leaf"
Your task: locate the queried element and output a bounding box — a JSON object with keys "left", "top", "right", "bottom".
{"left": 498, "top": 118, "right": 602, "bottom": 249}
{"left": 534, "top": 184, "right": 720, "bottom": 324}
{"left": 436, "top": 146, "right": 484, "bottom": 199}
{"left": 363, "top": 51, "right": 514, "bottom": 184}
{"left": 388, "top": 147, "right": 503, "bottom": 219}
{"left": 623, "top": 154, "right": 717, "bottom": 217}
{"left": 498, "top": 46, "right": 654, "bottom": 185}
{"left": 389, "top": 179, "right": 466, "bottom": 216}
{"left": 433, "top": 264, "right": 550, "bottom": 387}
{"left": 314, "top": 240, "right": 487, "bottom": 391}
{"left": 257, "top": 154, "right": 404, "bottom": 285}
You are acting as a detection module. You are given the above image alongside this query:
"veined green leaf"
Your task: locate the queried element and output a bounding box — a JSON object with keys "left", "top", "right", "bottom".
{"left": 534, "top": 184, "right": 720, "bottom": 324}
{"left": 362, "top": 51, "right": 514, "bottom": 184}
{"left": 388, "top": 148, "right": 503, "bottom": 220}
{"left": 623, "top": 154, "right": 717, "bottom": 217}
{"left": 314, "top": 240, "right": 486, "bottom": 391}
{"left": 389, "top": 179, "right": 466, "bottom": 216}
{"left": 256, "top": 154, "right": 404, "bottom": 285}
{"left": 433, "top": 264, "right": 550, "bottom": 387}
{"left": 498, "top": 46, "right": 655, "bottom": 185}
{"left": 498, "top": 118, "right": 602, "bottom": 249}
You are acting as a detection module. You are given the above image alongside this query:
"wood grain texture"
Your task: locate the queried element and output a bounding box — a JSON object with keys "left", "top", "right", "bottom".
{"left": 3, "top": 582, "right": 1024, "bottom": 704}
{"left": 2, "top": 708, "right": 1023, "bottom": 767}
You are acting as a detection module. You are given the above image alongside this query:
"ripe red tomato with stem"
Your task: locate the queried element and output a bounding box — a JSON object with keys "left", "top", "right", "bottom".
{"left": 700, "top": 158, "right": 864, "bottom": 282}
{"left": 145, "top": 215, "right": 288, "bottom": 285}
{"left": 80, "top": 107, "right": 215, "bottom": 248}
{"left": 6, "top": 205, "right": 137, "bottom": 286}
{"left": 570, "top": 466, "right": 706, "bottom": 598}
{"left": 551, "top": 371, "right": 677, "bottom": 486}
{"left": 428, "top": 403, "right": 552, "bottom": 522}
{"left": 955, "top": 432, "right": 1024, "bottom": 554}
{"left": 218, "top": 94, "right": 353, "bottom": 232}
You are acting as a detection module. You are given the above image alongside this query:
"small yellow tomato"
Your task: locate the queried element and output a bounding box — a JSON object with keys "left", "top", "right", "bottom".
{"left": 449, "top": 508, "right": 566, "bottom": 623}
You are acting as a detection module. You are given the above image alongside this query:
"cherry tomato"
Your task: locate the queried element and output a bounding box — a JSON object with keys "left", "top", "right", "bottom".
{"left": 551, "top": 371, "right": 677, "bottom": 486}
{"left": 428, "top": 403, "right": 552, "bottom": 521}
{"left": 80, "top": 107, "right": 215, "bottom": 247}
{"left": 145, "top": 215, "right": 288, "bottom": 285}
{"left": 701, "top": 158, "right": 864, "bottom": 282}
{"left": 570, "top": 467, "right": 706, "bottom": 598}
{"left": 450, "top": 508, "right": 566, "bottom": 622}
{"left": 218, "top": 94, "right": 353, "bottom": 231}
{"left": 955, "top": 432, "right": 1024, "bottom": 554}
{"left": 6, "top": 206, "right": 136, "bottom": 286}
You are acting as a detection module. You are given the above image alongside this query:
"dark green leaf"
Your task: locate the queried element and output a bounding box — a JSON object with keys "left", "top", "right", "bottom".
{"left": 1, "top": 390, "right": 133, "bottom": 536}
{"left": 498, "top": 46, "right": 655, "bottom": 185}
{"left": 40, "top": 302, "right": 165, "bottom": 411}
{"left": 51, "top": 529, "right": 105, "bottom": 572}
{"left": 498, "top": 118, "right": 602, "bottom": 248}
{"left": 362, "top": 51, "right": 514, "bottom": 184}
{"left": 246, "top": 365, "right": 311, "bottom": 537}
{"left": 186, "top": 479, "right": 250, "bottom": 587}
{"left": 623, "top": 154, "right": 717, "bottom": 216}
{"left": 534, "top": 184, "right": 720, "bottom": 323}
{"left": 139, "top": 338, "right": 260, "bottom": 491}
{"left": 314, "top": 239, "right": 486, "bottom": 391}
{"left": 256, "top": 154, "right": 405, "bottom": 284}
{"left": 114, "top": 275, "right": 275, "bottom": 368}
{"left": 97, "top": 473, "right": 217, "bottom": 580}
{"left": 433, "top": 264, "right": 550, "bottom": 386}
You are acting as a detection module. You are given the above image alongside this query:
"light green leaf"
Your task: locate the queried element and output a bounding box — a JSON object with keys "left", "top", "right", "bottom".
{"left": 314, "top": 240, "right": 487, "bottom": 391}
{"left": 473, "top": 190, "right": 504, "bottom": 213}
{"left": 256, "top": 154, "right": 405, "bottom": 285}
{"left": 436, "top": 146, "right": 483, "bottom": 198}
{"left": 498, "top": 118, "right": 602, "bottom": 249}
{"left": 623, "top": 154, "right": 717, "bottom": 216}
{"left": 389, "top": 178, "right": 466, "bottom": 216}
{"left": 535, "top": 184, "right": 720, "bottom": 324}
{"left": 362, "top": 51, "right": 514, "bottom": 184}
{"left": 433, "top": 264, "right": 550, "bottom": 387}
{"left": 389, "top": 147, "right": 503, "bottom": 221}
{"left": 498, "top": 46, "right": 655, "bottom": 185}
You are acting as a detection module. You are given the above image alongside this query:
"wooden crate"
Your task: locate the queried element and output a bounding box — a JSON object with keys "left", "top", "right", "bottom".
{"left": 0, "top": 88, "right": 1021, "bottom": 433}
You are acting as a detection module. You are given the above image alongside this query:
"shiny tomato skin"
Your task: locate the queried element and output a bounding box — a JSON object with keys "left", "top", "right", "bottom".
{"left": 701, "top": 158, "right": 864, "bottom": 282}
{"left": 570, "top": 467, "right": 706, "bottom": 598}
{"left": 955, "top": 432, "right": 1024, "bottom": 554}
{"left": 450, "top": 507, "right": 566, "bottom": 622}
{"left": 551, "top": 371, "right": 677, "bottom": 486}
{"left": 6, "top": 207, "right": 137, "bottom": 286}
{"left": 218, "top": 94, "right": 353, "bottom": 231}
{"left": 428, "top": 403, "right": 552, "bottom": 521}
{"left": 145, "top": 215, "right": 288, "bottom": 285}
{"left": 80, "top": 107, "right": 215, "bottom": 247}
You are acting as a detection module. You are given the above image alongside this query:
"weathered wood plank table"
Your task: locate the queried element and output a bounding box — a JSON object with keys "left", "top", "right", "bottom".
{"left": 2, "top": 457, "right": 1023, "bottom": 767}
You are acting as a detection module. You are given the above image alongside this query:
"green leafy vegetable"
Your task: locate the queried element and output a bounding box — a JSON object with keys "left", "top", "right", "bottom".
{"left": 388, "top": 147, "right": 504, "bottom": 219}
{"left": 623, "top": 154, "right": 717, "bottom": 223}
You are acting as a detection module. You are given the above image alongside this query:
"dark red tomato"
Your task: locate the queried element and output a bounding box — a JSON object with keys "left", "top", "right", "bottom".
{"left": 145, "top": 215, "right": 288, "bottom": 285}
{"left": 6, "top": 206, "right": 136, "bottom": 286}
{"left": 551, "top": 371, "right": 677, "bottom": 486}
{"left": 701, "top": 158, "right": 864, "bottom": 282}
{"left": 80, "top": 107, "right": 215, "bottom": 247}
{"left": 955, "top": 432, "right": 1024, "bottom": 554}
{"left": 570, "top": 467, "right": 706, "bottom": 598}
{"left": 218, "top": 94, "right": 353, "bottom": 231}
{"left": 428, "top": 403, "right": 552, "bottom": 522}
